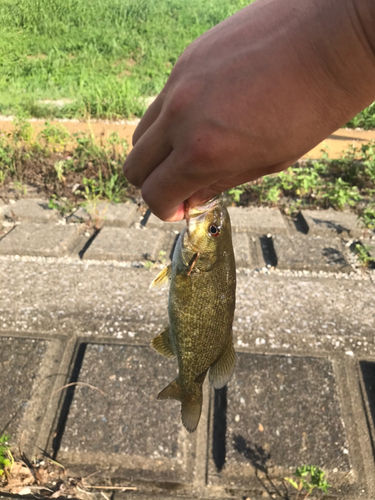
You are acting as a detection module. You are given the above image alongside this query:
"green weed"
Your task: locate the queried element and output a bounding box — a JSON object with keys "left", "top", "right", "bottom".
{"left": 0, "top": 435, "right": 13, "bottom": 478}
{"left": 360, "top": 205, "right": 375, "bottom": 230}
{"left": 285, "top": 465, "right": 330, "bottom": 499}
{"left": 227, "top": 187, "right": 244, "bottom": 204}
{"left": 48, "top": 195, "right": 74, "bottom": 216}
{"left": 346, "top": 102, "right": 375, "bottom": 129}
{"left": 144, "top": 260, "right": 154, "bottom": 270}
{"left": 352, "top": 242, "right": 375, "bottom": 267}
{"left": 38, "top": 122, "right": 70, "bottom": 146}
{"left": 228, "top": 143, "right": 375, "bottom": 212}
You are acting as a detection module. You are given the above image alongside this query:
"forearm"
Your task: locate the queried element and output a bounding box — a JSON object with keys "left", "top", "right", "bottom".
{"left": 294, "top": 0, "right": 375, "bottom": 122}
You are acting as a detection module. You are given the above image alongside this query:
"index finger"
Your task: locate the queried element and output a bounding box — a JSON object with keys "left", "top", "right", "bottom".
{"left": 132, "top": 94, "right": 164, "bottom": 145}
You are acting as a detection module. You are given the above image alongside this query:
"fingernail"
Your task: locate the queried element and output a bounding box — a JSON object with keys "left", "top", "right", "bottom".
{"left": 165, "top": 202, "right": 185, "bottom": 222}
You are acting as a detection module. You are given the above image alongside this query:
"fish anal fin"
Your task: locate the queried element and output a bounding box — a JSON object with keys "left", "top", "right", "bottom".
{"left": 157, "top": 378, "right": 183, "bottom": 401}
{"left": 157, "top": 378, "right": 203, "bottom": 433}
{"left": 209, "top": 341, "right": 236, "bottom": 389}
{"left": 149, "top": 264, "right": 172, "bottom": 290}
{"left": 151, "top": 327, "right": 175, "bottom": 358}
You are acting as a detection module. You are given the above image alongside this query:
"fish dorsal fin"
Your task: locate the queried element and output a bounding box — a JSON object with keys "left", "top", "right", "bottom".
{"left": 157, "top": 378, "right": 203, "bottom": 433}
{"left": 209, "top": 341, "right": 236, "bottom": 389}
{"left": 151, "top": 326, "right": 175, "bottom": 358}
{"left": 149, "top": 264, "right": 172, "bottom": 290}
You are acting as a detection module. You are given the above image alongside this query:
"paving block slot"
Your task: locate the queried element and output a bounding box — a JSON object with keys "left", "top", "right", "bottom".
{"left": 78, "top": 228, "right": 101, "bottom": 259}
{"left": 259, "top": 235, "right": 277, "bottom": 267}
{"left": 52, "top": 343, "right": 88, "bottom": 456}
{"left": 360, "top": 361, "right": 375, "bottom": 443}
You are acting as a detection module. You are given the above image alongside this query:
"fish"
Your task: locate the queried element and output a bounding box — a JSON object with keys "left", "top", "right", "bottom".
{"left": 149, "top": 195, "right": 236, "bottom": 432}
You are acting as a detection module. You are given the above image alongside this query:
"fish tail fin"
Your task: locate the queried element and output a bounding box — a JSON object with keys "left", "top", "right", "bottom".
{"left": 181, "top": 394, "right": 202, "bottom": 433}
{"left": 157, "top": 378, "right": 203, "bottom": 433}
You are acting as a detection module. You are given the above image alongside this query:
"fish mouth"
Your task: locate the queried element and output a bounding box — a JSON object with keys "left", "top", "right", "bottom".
{"left": 186, "top": 195, "right": 221, "bottom": 220}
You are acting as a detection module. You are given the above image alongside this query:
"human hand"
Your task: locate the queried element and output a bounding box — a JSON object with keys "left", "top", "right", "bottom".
{"left": 123, "top": 0, "right": 375, "bottom": 221}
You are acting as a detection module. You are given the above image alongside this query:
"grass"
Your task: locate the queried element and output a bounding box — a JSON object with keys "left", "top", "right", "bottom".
{"left": 0, "top": 0, "right": 250, "bottom": 119}
{"left": 0, "top": 0, "right": 374, "bottom": 124}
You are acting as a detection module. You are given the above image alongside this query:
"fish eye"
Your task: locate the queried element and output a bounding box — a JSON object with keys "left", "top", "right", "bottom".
{"left": 209, "top": 224, "right": 220, "bottom": 237}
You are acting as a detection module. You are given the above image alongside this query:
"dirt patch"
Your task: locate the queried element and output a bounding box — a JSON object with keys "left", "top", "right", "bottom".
{"left": 0, "top": 118, "right": 138, "bottom": 152}
{"left": 26, "top": 54, "right": 47, "bottom": 60}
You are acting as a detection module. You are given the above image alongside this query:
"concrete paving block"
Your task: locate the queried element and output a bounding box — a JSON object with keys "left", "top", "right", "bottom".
{"left": 66, "top": 206, "right": 91, "bottom": 224}
{"left": 272, "top": 235, "right": 351, "bottom": 272}
{"left": 208, "top": 353, "right": 358, "bottom": 495}
{"left": 0, "top": 222, "right": 84, "bottom": 257}
{"left": 301, "top": 209, "right": 363, "bottom": 238}
{"left": 0, "top": 199, "right": 5, "bottom": 221}
{"left": 83, "top": 227, "right": 165, "bottom": 261}
{"left": 0, "top": 337, "right": 48, "bottom": 440}
{"left": 68, "top": 202, "right": 138, "bottom": 228}
{"left": 360, "top": 361, "right": 375, "bottom": 445}
{"left": 1, "top": 199, "right": 61, "bottom": 223}
{"left": 365, "top": 242, "right": 375, "bottom": 259}
{"left": 232, "top": 233, "right": 263, "bottom": 268}
{"left": 0, "top": 264, "right": 169, "bottom": 339}
{"left": 145, "top": 211, "right": 186, "bottom": 233}
{"left": 228, "top": 207, "right": 288, "bottom": 234}
{"left": 57, "top": 344, "right": 194, "bottom": 482}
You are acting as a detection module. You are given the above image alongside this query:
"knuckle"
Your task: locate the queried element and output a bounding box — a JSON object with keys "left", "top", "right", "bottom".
{"left": 185, "top": 129, "right": 219, "bottom": 166}
{"left": 164, "top": 81, "right": 201, "bottom": 119}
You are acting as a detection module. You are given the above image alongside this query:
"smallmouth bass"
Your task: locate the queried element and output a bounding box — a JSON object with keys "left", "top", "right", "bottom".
{"left": 150, "top": 196, "right": 236, "bottom": 432}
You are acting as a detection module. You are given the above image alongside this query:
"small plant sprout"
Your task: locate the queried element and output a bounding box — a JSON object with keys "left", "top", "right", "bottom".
{"left": 352, "top": 242, "right": 375, "bottom": 267}
{"left": 158, "top": 250, "right": 167, "bottom": 265}
{"left": 285, "top": 465, "right": 330, "bottom": 499}
{"left": 54, "top": 160, "right": 67, "bottom": 183}
{"left": 228, "top": 187, "right": 245, "bottom": 204}
{"left": 360, "top": 205, "right": 375, "bottom": 230}
{"left": 144, "top": 260, "right": 154, "bottom": 270}
{"left": 0, "top": 435, "right": 14, "bottom": 478}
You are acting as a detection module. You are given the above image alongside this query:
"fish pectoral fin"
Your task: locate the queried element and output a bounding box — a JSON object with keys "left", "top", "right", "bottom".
{"left": 149, "top": 264, "right": 172, "bottom": 290}
{"left": 209, "top": 341, "right": 236, "bottom": 389}
{"left": 151, "top": 327, "right": 175, "bottom": 358}
{"left": 158, "top": 378, "right": 202, "bottom": 433}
